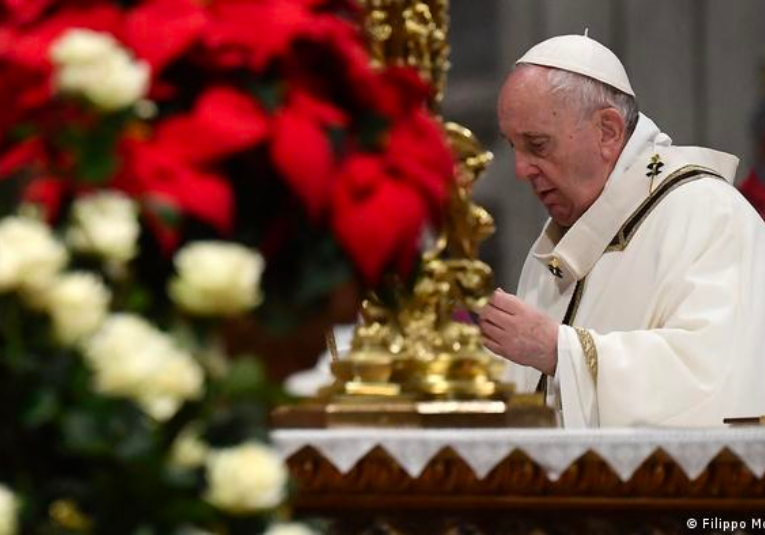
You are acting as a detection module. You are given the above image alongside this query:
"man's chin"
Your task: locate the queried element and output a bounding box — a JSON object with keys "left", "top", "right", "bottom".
{"left": 548, "top": 209, "right": 574, "bottom": 227}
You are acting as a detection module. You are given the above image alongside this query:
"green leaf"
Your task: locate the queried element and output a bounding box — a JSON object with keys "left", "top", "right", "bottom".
{"left": 22, "top": 389, "right": 60, "bottom": 428}
{"left": 9, "top": 122, "right": 37, "bottom": 141}
{"left": 75, "top": 147, "right": 120, "bottom": 184}
{"left": 159, "top": 496, "right": 217, "bottom": 527}
{"left": 217, "top": 360, "right": 266, "bottom": 399}
{"left": 115, "top": 426, "right": 156, "bottom": 461}
{"left": 0, "top": 296, "right": 27, "bottom": 367}
{"left": 123, "top": 285, "right": 153, "bottom": 314}
{"left": 203, "top": 403, "right": 269, "bottom": 447}
{"left": 326, "top": 126, "right": 346, "bottom": 156}
{"left": 227, "top": 516, "right": 270, "bottom": 535}
{"left": 144, "top": 196, "right": 182, "bottom": 228}
{"left": 61, "top": 411, "right": 111, "bottom": 456}
{"left": 357, "top": 112, "right": 390, "bottom": 150}
{"left": 162, "top": 466, "right": 202, "bottom": 492}
{"left": 56, "top": 111, "right": 131, "bottom": 185}
{"left": 61, "top": 400, "right": 157, "bottom": 459}
{"left": 293, "top": 235, "right": 353, "bottom": 304}
{"left": 247, "top": 78, "right": 284, "bottom": 112}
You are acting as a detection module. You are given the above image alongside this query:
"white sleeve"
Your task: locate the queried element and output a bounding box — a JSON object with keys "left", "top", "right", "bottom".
{"left": 556, "top": 325, "right": 599, "bottom": 427}
{"left": 497, "top": 353, "right": 540, "bottom": 393}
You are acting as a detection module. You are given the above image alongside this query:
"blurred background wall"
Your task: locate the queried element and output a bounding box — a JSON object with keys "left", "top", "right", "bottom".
{"left": 441, "top": 0, "right": 765, "bottom": 291}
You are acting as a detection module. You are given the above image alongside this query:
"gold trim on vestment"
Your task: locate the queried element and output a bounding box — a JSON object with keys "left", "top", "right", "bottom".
{"left": 606, "top": 165, "right": 724, "bottom": 253}
{"left": 574, "top": 327, "right": 598, "bottom": 383}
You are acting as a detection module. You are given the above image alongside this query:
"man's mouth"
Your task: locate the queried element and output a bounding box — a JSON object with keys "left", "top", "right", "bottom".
{"left": 537, "top": 189, "right": 556, "bottom": 205}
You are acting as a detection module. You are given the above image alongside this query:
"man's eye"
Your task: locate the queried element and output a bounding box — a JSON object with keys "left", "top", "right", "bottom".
{"left": 530, "top": 142, "right": 546, "bottom": 153}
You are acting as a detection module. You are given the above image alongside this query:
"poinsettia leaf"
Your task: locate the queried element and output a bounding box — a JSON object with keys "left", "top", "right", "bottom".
{"left": 247, "top": 77, "right": 285, "bottom": 112}
{"left": 144, "top": 197, "right": 183, "bottom": 228}
{"left": 326, "top": 125, "right": 346, "bottom": 156}
{"left": 75, "top": 147, "right": 120, "bottom": 185}
{"left": 56, "top": 111, "right": 132, "bottom": 185}
{"left": 293, "top": 234, "right": 353, "bottom": 303}
{"left": 257, "top": 228, "right": 354, "bottom": 332}
{"left": 356, "top": 112, "right": 389, "bottom": 150}
{"left": 9, "top": 122, "right": 37, "bottom": 141}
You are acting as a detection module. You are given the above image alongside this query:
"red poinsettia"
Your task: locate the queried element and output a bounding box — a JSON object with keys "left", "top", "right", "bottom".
{"left": 0, "top": 0, "right": 454, "bottom": 295}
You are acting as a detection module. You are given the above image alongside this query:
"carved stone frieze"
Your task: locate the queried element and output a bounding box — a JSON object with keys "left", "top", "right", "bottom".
{"left": 286, "top": 446, "right": 765, "bottom": 504}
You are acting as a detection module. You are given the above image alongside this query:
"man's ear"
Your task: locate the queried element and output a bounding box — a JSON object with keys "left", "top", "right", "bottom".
{"left": 597, "top": 108, "right": 626, "bottom": 161}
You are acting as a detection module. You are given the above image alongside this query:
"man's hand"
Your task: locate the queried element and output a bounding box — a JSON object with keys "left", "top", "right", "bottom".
{"left": 478, "top": 289, "right": 559, "bottom": 375}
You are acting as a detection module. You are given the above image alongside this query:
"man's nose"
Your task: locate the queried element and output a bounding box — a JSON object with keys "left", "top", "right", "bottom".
{"left": 514, "top": 152, "right": 540, "bottom": 182}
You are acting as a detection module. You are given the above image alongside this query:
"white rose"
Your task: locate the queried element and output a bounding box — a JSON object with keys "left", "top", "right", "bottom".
{"left": 0, "top": 216, "right": 68, "bottom": 293}
{"left": 0, "top": 484, "right": 19, "bottom": 535}
{"left": 51, "top": 29, "right": 150, "bottom": 111}
{"left": 170, "top": 425, "right": 210, "bottom": 469}
{"left": 264, "top": 523, "right": 319, "bottom": 535}
{"left": 169, "top": 242, "right": 265, "bottom": 317}
{"left": 50, "top": 28, "right": 121, "bottom": 65}
{"left": 83, "top": 54, "right": 150, "bottom": 111}
{"left": 42, "top": 272, "right": 111, "bottom": 346}
{"left": 67, "top": 191, "right": 140, "bottom": 263}
{"left": 204, "top": 443, "right": 287, "bottom": 513}
{"left": 83, "top": 314, "right": 204, "bottom": 421}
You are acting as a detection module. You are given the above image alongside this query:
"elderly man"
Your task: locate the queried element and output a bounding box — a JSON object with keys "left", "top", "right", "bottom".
{"left": 480, "top": 34, "right": 765, "bottom": 427}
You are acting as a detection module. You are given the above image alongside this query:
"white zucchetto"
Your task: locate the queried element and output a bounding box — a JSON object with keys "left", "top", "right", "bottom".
{"left": 516, "top": 34, "right": 635, "bottom": 97}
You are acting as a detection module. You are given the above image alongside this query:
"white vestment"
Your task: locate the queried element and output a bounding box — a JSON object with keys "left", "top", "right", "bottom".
{"left": 504, "top": 113, "right": 765, "bottom": 427}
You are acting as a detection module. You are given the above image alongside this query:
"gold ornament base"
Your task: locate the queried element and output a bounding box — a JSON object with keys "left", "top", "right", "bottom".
{"left": 271, "top": 393, "right": 557, "bottom": 428}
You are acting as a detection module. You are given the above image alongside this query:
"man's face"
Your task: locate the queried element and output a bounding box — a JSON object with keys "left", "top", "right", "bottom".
{"left": 497, "top": 67, "right": 611, "bottom": 227}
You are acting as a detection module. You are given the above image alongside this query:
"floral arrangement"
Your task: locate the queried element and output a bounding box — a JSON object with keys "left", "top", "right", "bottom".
{"left": 0, "top": 0, "right": 454, "bottom": 533}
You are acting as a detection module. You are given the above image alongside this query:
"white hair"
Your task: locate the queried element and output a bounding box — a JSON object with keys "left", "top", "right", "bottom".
{"left": 517, "top": 63, "right": 639, "bottom": 136}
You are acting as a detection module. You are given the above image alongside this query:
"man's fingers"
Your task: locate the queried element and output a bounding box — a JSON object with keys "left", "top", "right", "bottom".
{"left": 482, "top": 303, "right": 515, "bottom": 328}
{"left": 490, "top": 289, "right": 522, "bottom": 315}
{"left": 482, "top": 337, "right": 503, "bottom": 356}
{"left": 480, "top": 297, "right": 515, "bottom": 324}
{"left": 477, "top": 298, "right": 496, "bottom": 321}
{"left": 479, "top": 318, "right": 504, "bottom": 341}
{"left": 481, "top": 329, "right": 499, "bottom": 346}
{"left": 478, "top": 309, "right": 503, "bottom": 329}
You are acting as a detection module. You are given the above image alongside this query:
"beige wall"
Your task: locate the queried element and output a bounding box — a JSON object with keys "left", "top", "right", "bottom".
{"left": 442, "top": 0, "right": 765, "bottom": 291}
